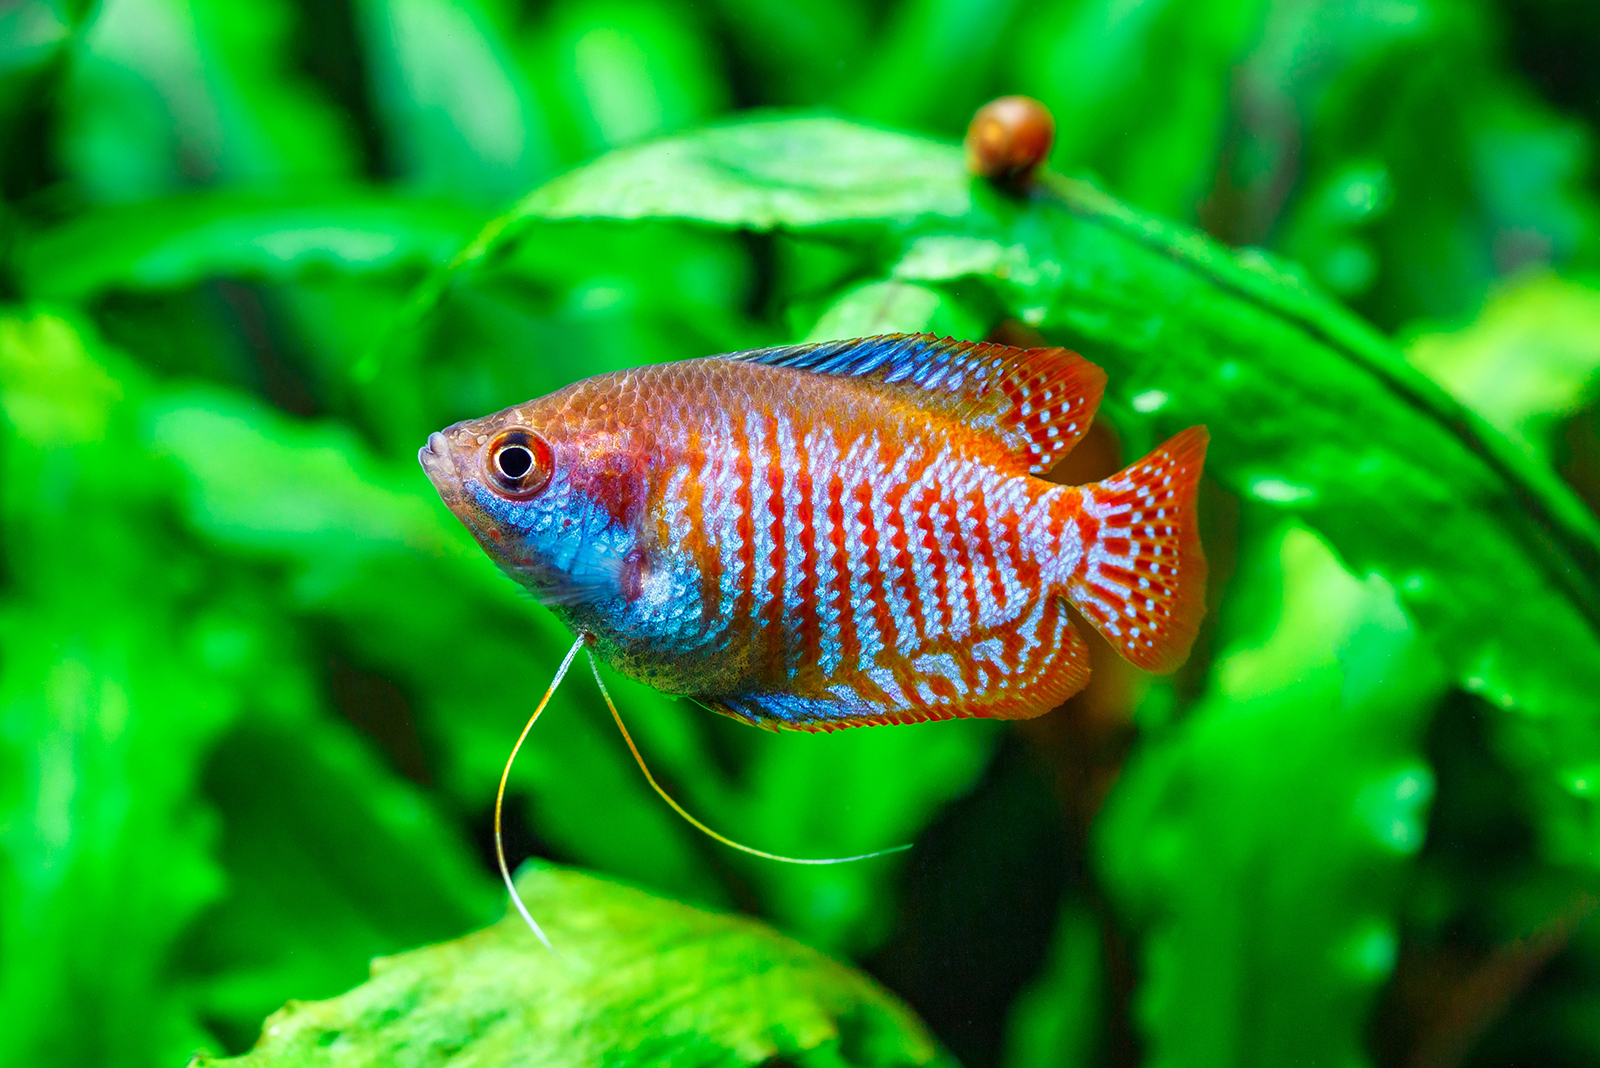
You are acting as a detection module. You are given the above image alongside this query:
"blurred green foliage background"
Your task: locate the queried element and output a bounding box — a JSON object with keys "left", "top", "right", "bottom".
{"left": 3, "top": 0, "right": 1600, "bottom": 1066}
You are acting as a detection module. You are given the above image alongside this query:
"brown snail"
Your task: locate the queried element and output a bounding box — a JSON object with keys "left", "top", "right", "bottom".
{"left": 965, "top": 95, "right": 1055, "bottom": 190}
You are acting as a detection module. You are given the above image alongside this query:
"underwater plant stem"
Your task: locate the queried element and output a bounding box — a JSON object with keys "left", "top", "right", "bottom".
{"left": 495, "top": 634, "right": 587, "bottom": 951}
{"left": 585, "top": 648, "right": 911, "bottom": 866}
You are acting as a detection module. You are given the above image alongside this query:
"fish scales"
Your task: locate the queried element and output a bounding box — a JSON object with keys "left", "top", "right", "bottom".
{"left": 420, "top": 334, "right": 1208, "bottom": 730}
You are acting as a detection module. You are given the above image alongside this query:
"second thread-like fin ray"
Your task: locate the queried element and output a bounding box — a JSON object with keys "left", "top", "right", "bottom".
{"left": 590, "top": 650, "right": 911, "bottom": 863}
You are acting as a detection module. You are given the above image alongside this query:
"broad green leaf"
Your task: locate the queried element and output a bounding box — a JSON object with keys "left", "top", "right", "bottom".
{"left": 356, "top": 117, "right": 970, "bottom": 378}
{"left": 197, "top": 865, "right": 955, "bottom": 1068}
{"left": 459, "top": 116, "right": 972, "bottom": 271}
{"left": 1406, "top": 271, "right": 1600, "bottom": 458}
{"left": 1096, "top": 524, "right": 1444, "bottom": 1068}
{"left": 57, "top": 0, "right": 354, "bottom": 203}
{"left": 439, "top": 114, "right": 1600, "bottom": 876}
{"left": 514, "top": 116, "right": 971, "bottom": 229}
{"left": 17, "top": 191, "right": 477, "bottom": 299}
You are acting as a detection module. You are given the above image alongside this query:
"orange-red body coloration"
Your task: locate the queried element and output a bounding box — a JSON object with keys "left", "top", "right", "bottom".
{"left": 420, "top": 335, "right": 1208, "bottom": 731}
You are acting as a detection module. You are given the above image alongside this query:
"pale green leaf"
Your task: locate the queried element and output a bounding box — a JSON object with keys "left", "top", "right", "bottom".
{"left": 195, "top": 865, "right": 955, "bottom": 1068}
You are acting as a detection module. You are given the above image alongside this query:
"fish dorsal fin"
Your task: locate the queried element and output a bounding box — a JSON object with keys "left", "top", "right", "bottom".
{"left": 727, "top": 333, "right": 1106, "bottom": 475}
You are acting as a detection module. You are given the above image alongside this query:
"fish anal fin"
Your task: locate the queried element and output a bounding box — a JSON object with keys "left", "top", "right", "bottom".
{"left": 727, "top": 333, "right": 1106, "bottom": 475}
{"left": 698, "top": 609, "right": 1093, "bottom": 732}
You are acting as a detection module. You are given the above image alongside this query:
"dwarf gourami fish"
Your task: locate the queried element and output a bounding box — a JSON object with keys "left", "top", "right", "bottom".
{"left": 420, "top": 333, "right": 1208, "bottom": 730}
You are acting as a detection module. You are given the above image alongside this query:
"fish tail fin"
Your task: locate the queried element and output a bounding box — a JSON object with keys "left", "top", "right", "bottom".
{"left": 1056, "top": 426, "right": 1209, "bottom": 673}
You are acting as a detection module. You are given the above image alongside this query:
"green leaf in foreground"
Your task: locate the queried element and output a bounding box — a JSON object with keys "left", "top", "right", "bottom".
{"left": 197, "top": 865, "right": 954, "bottom": 1068}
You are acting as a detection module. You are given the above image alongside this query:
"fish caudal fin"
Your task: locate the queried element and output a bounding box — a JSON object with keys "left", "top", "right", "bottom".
{"left": 1062, "top": 426, "right": 1209, "bottom": 674}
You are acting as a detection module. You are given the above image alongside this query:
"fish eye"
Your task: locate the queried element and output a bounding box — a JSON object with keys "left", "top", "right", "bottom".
{"left": 485, "top": 429, "right": 551, "bottom": 497}
{"left": 497, "top": 445, "right": 533, "bottom": 478}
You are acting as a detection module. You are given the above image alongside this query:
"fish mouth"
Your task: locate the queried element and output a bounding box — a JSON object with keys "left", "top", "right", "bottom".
{"left": 418, "top": 431, "right": 462, "bottom": 498}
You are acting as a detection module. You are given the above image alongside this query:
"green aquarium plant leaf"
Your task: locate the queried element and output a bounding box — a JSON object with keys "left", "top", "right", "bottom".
{"left": 195, "top": 865, "right": 956, "bottom": 1068}
{"left": 351, "top": 116, "right": 972, "bottom": 380}
{"left": 507, "top": 115, "right": 968, "bottom": 229}
{"left": 457, "top": 113, "right": 1600, "bottom": 877}
{"left": 803, "top": 278, "right": 985, "bottom": 345}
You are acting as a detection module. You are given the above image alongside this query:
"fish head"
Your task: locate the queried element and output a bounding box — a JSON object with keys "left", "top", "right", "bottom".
{"left": 419, "top": 394, "right": 644, "bottom": 607}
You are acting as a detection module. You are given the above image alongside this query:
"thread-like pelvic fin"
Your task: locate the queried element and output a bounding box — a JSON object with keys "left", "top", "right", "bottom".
{"left": 495, "top": 635, "right": 587, "bottom": 952}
